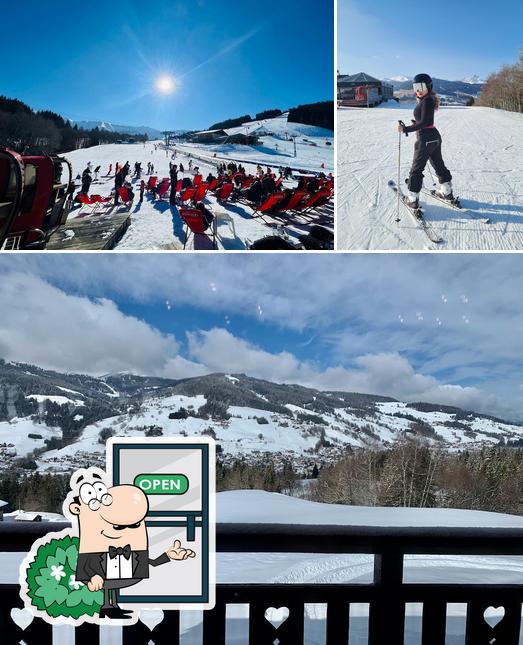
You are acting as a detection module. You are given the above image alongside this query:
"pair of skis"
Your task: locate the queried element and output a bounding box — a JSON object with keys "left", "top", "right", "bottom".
{"left": 419, "top": 183, "right": 492, "bottom": 224}
{"left": 388, "top": 180, "right": 443, "bottom": 245}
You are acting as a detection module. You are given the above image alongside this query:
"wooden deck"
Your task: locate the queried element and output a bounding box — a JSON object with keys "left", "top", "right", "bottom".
{"left": 47, "top": 213, "right": 130, "bottom": 250}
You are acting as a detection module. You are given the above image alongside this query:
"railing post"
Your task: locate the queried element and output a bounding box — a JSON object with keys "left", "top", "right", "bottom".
{"left": 75, "top": 622, "right": 100, "bottom": 645}
{"left": 248, "top": 600, "right": 304, "bottom": 644}
{"left": 369, "top": 550, "right": 405, "bottom": 645}
{"left": 465, "top": 599, "right": 522, "bottom": 645}
{"left": 0, "top": 588, "right": 53, "bottom": 644}
{"left": 326, "top": 599, "right": 350, "bottom": 645}
{"left": 122, "top": 610, "right": 180, "bottom": 644}
{"left": 202, "top": 600, "right": 226, "bottom": 645}
{"left": 421, "top": 599, "right": 447, "bottom": 645}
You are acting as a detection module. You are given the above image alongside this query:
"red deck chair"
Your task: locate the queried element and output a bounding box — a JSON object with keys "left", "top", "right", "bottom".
{"left": 275, "top": 177, "right": 283, "bottom": 189}
{"left": 116, "top": 187, "right": 133, "bottom": 210}
{"left": 215, "top": 183, "right": 233, "bottom": 203}
{"left": 156, "top": 180, "right": 171, "bottom": 200}
{"left": 176, "top": 180, "right": 182, "bottom": 193}
{"left": 179, "top": 187, "right": 197, "bottom": 203}
{"left": 74, "top": 193, "right": 99, "bottom": 214}
{"left": 179, "top": 207, "right": 216, "bottom": 249}
{"left": 252, "top": 192, "right": 285, "bottom": 218}
{"left": 278, "top": 190, "right": 309, "bottom": 213}
{"left": 90, "top": 194, "right": 113, "bottom": 211}
{"left": 193, "top": 183, "right": 209, "bottom": 204}
{"left": 241, "top": 176, "right": 255, "bottom": 189}
{"left": 193, "top": 174, "right": 202, "bottom": 187}
{"left": 208, "top": 179, "right": 218, "bottom": 191}
{"left": 325, "top": 178, "right": 334, "bottom": 190}
{"left": 294, "top": 188, "right": 333, "bottom": 213}
{"left": 147, "top": 176, "right": 158, "bottom": 190}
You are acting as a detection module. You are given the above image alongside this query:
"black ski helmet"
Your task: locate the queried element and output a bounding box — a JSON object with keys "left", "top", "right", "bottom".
{"left": 413, "top": 73, "right": 433, "bottom": 90}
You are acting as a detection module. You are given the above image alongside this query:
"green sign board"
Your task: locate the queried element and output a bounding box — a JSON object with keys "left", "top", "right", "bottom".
{"left": 134, "top": 473, "right": 189, "bottom": 495}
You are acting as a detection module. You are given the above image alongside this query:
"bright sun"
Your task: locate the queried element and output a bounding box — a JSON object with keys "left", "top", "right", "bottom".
{"left": 155, "top": 75, "right": 175, "bottom": 95}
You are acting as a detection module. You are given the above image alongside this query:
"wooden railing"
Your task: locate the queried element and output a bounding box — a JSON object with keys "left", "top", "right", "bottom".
{"left": 1, "top": 521, "right": 523, "bottom": 644}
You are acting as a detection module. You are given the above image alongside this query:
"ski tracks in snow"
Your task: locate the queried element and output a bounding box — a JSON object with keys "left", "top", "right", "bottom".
{"left": 338, "top": 105, "right": 523, "bottom": 249}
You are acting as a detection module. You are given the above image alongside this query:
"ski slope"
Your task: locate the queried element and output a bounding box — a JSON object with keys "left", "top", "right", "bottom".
{"left": 178, "top": 112, "right": 334, "bottom": 174}
{"left": 60, "top": 114, "right": 333, "bottom": 251}
{"left": 338, "top": 104, "right": 523, "bottom": 250}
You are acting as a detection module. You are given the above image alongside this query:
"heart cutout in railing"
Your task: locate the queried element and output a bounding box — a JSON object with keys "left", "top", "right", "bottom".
{"left": 10, "top": 608, "right": 34, "bottom": 632}
{"left": 264, "top": 607, "right": 290, "bottom": 629}
{"left": 139, "top": 609, "right": 164, "bottom": 631}
{"left": 484, "top": 606, "right": 505, "bottom": 629}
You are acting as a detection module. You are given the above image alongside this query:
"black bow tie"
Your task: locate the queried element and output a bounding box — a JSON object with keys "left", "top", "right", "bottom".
{"left": 109, "top": 545, "right": 132, "bottom": 560}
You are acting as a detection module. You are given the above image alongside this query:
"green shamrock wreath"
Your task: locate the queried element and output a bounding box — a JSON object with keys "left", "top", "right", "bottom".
{"left": 25, "top": 534, "right": 103, "bottom": 619}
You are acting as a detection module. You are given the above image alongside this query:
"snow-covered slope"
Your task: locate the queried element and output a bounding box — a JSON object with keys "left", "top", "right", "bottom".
{"left": 68, "top": 120, "right": 163, "bottom": 138}
{"left": 177, "top": 112, "right": 333, "bottom": 174}
{"left": 338, "top": 105, "right": 523, "bottom": 250}
{"left": 3, "top": 363, "right": 523, "bottom": 473}
{"left": 33, "top": 378, "right": 523, "bottom": 473}
{"left": 218, "top": 490, "right": 523, "bottom": 527}
{"left": 61, "top": 121, "right": 333, "bottom": 251}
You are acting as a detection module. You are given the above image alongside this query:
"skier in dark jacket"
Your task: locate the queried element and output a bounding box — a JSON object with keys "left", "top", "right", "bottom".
{"left": 81, "top": 169, "right": 92, "bottom": 195}
{"left": 114, "top": 169, "right": 124, "bottom": 205}
{"left": 169, "top": 165, "right": 178, "bottom": 205}
{"left": 245, "top": 179, "right": 264, "bottom": 204}
{"left": 398, "top": 74, "right": 453, "bottom": 208}
{"left": 261, "top": 174, "right": 276, "bottom": 196}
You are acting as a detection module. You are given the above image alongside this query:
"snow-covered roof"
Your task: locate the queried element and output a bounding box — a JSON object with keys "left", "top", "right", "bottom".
{"left": 338, "top": 72, "right": 382, "bottom": 84}
{"left": 218, "top": 490, "right": 523, "bottom": 528}
{"left": 192, "top": 129, "right": 227, "bottom": 136}
{"left": 3, "top": 510, "right": 66, "bottom": 522}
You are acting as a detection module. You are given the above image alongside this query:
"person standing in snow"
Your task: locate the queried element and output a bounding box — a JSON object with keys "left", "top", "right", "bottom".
{"left": 139, "top": 179, "right": 145, "bottom": 204}
{"left": 169, "top": 164, "right": 178, "bottom": 205}
{"left": 107, "top": 163, "right": 113, "bottom": 176}
{"left": 81, "top": 168, "right": 92, "bottom": 195}
{"left": 94, "top": 165, "right": 101, "bottom": 181}
{"left": 114, "top": 168, "right": 124, "bottom": 205}
{"left": 398, "top": 73, "right": 453, "bottom": 208}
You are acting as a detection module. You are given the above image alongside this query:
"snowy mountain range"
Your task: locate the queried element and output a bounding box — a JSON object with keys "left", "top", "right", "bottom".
{"left": 383, "top": 76, "right": 485, "bottom": 104}
{"left": 67, "top": 119, "right": 165, "bottom": 138}
{"left": 461, "top": 75, "right": 486, "bottom": 85}
{"left": 1, "top": 360, "right": 522, "bottom": 474}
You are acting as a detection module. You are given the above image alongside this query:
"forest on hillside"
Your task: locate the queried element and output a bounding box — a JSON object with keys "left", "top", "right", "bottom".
{"left": 0, "top": 96, "right": 148, "bottom": 154}
{"left": 478, "top": 53, "right": 523, "bottom": 113}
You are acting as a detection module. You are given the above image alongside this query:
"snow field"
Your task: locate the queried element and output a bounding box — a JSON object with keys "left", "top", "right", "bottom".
{"left": 338, "top": 105, "right": 523, "bottom": 249}
{"left": 61, "top": 114, "right": 333, "bottom": 250}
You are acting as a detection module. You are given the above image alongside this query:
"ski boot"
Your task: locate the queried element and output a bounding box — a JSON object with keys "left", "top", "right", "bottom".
{"left": 434, "top": 182, "right": 454, "bottom": 201}
{"left": 405, "top": 191, "right": 420, "bottom": 209}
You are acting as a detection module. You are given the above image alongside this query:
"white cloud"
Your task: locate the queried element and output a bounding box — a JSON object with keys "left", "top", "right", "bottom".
{"left": 1, "top": 255, "right": 523, "bottom": 418}
{"left": 0, "top": 273, "right": 182, "bottom": 376}
{"left": 186, "top": 327, "right": 500, "bottom": 416}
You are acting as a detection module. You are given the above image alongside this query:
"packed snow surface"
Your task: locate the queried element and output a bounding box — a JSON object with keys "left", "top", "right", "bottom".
{"left": 61, "top": 114, "right": 333, "bottom": 250}
{"left": 217, "top": 490, "right": 523, "bottom": 527}
{"left": 338, "top": 105, "right": 523, "bottom": 249}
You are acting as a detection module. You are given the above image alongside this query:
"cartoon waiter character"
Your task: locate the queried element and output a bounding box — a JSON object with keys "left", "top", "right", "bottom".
{"left": 69, "top": 468, "right": 195, "bottom": 619}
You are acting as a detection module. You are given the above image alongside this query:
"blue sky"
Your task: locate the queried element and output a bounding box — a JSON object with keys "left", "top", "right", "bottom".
{"left": 1, "top": 254, "right": 523, "bottom": 421}
{"left": 338, "top": 0, "right": 522, "bottom": 80}
{"left": 2, "top": 0, "right": 333, "bottom": 131}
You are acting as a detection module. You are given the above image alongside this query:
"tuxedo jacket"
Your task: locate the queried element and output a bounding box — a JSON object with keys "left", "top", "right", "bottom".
{"left": 76, "top": 549, "right": 169, "bottom": 582}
